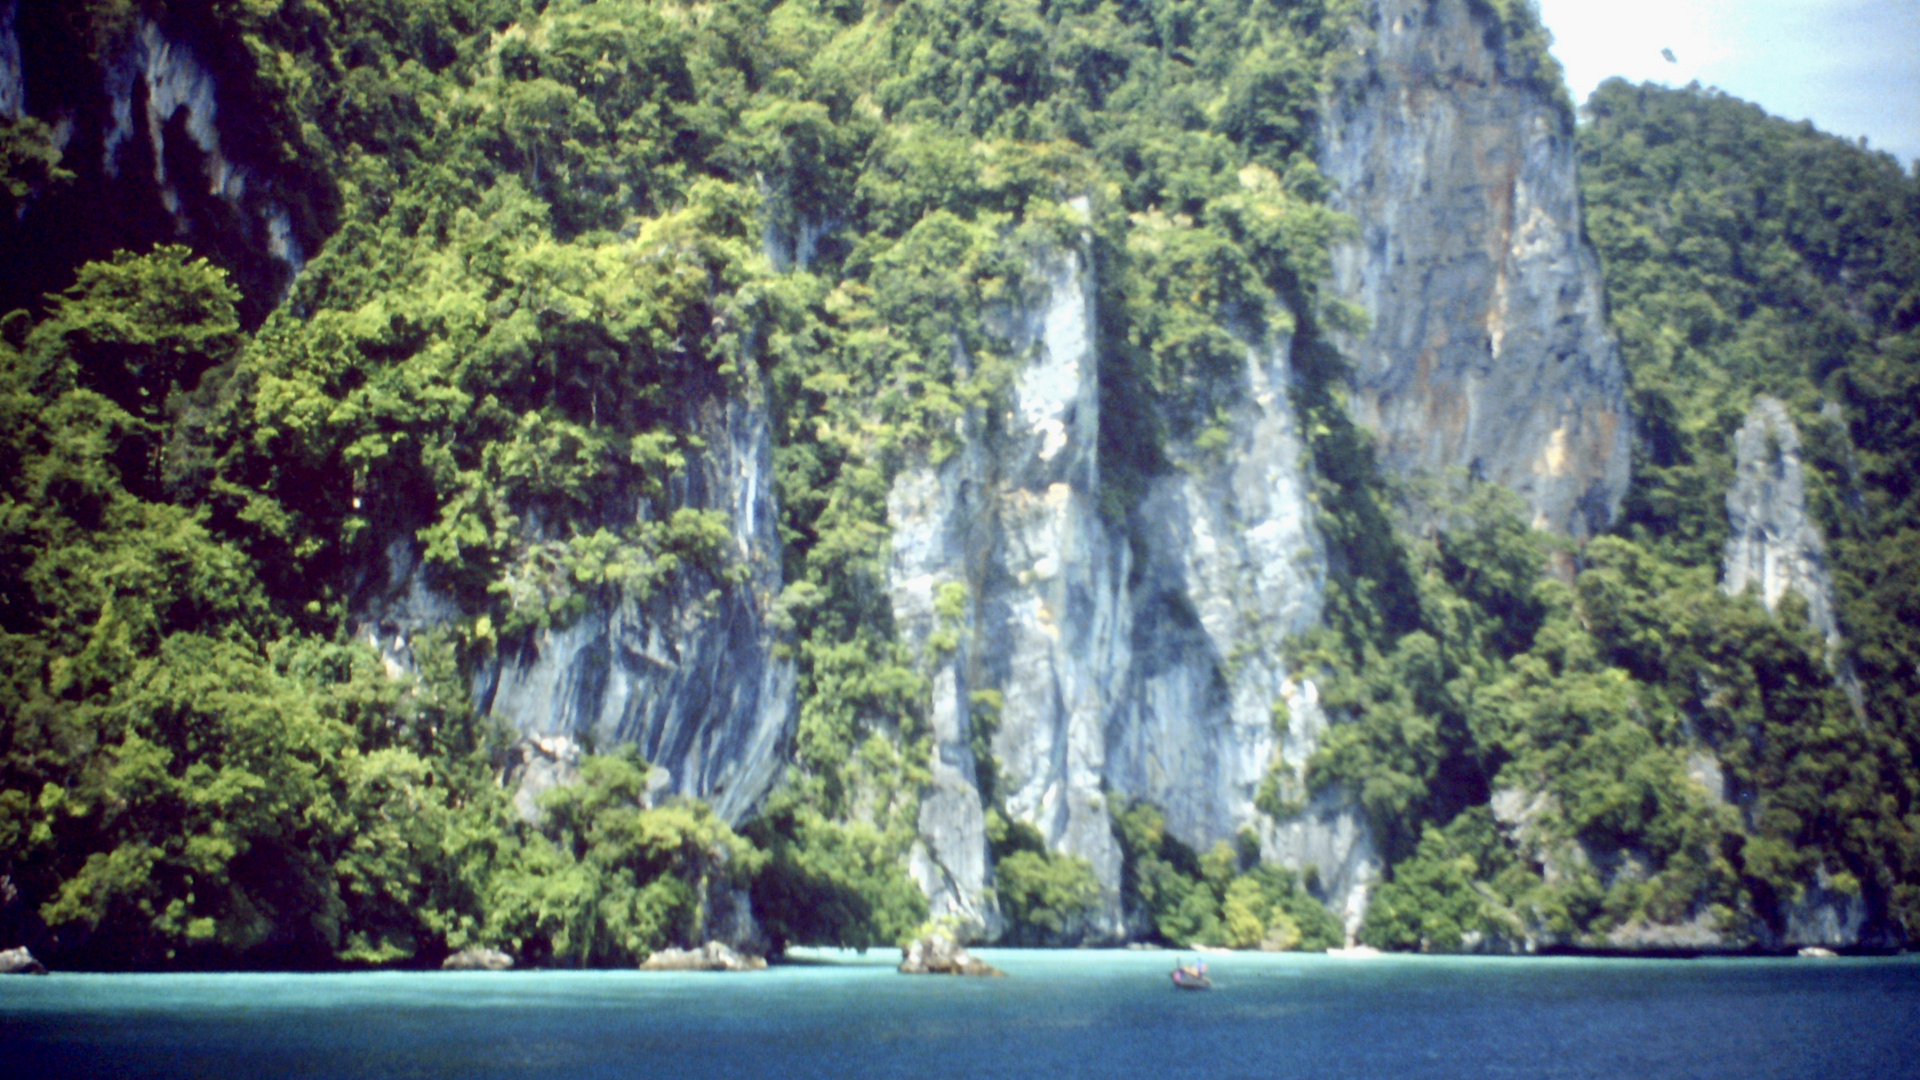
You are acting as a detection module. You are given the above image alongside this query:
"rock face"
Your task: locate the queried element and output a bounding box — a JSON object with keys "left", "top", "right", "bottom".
{"left": 1322, "top": 0, "right": 1630, "bottom": 539}
{"left": 0, "top": 5, "right": 327, "bottom": 323}
{"left": 1723, "top": 396, "right": 1840, "bottom": 646}
{"left": 897, "top": 931, "right": 1003, "bottom": 976}
{"left": 0, "top": 946, "right": 48, "bottom": 975}
{"left": 886, "top": 228, "right": 1369, "bottom": 940}
{"left": 890, "top": 240, "right": 1126, "bottom": 938}
{"left": 1721, "top": 397, "right": 1889, "bottom": 948}
{"left": 889, "top": 0, "right": 1627, "bottom": 944}
{"left": 890, "top": 434, "right": 1005, "bottom": 939}
{"left": 0, "top": 3, "right": 20, "bottom": 120}
{"left": 359, "top": 379, "right": 794, "bottom": 826}
{"left": 441, "top": 947, "right": 513, "bottom": 971}
{"left": 972, "top": 242, "right": 1129, "bottom": 938}
{"left": 1256, "top": 684, "right": 1382, "bottom": 943}
{"left": 640, "top": 941, "right": 767, "bottom": 972}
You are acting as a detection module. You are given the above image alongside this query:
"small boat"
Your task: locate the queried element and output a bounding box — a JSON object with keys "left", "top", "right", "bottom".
{"left": 1171, "top": 958, "right": 1212, "bottom": 990}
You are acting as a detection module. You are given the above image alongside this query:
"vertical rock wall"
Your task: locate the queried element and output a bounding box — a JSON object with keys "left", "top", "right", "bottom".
{"left": 361, "top": 381, "right": 795, "bottom": 826}
{"left": 885, "top": 226, "right": 1364, "bottom": 940}
{"left": 1722, "top": 396, "right": 1840, "bottom": 646}
{"left": 886, "top": 0, "right": 1635, "bottom": 940}
{"left": 1722, "top": 396, "right": 1881, "bottom": 948}
{"left": 0, "top": 10, "right": 325, "bottom": 323}
{"left": 0, "top": 2, "right": 21, "bottom": 120}
{"left": 1322, "top": 0, "right": 1629, "bottom": 538}
{"left": 890, "top": 241, "right": 1132, "bottom": 938}
{"left": 890, "top": 438, "right": 1001, "bottom": 936}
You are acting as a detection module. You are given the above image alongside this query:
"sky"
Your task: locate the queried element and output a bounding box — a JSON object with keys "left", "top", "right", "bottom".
{"left": 1532, "top": 0, "right": 1920, "bottom": 168}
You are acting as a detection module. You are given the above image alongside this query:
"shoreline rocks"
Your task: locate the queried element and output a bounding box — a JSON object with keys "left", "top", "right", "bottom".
{"left": 640, "top": 942, "right": 767, "bottom": 972}
{"left": 0, "top": 946, "right": 48, "bottom": 975}
{"left": 441, "top": 947, "right": 513, "bottom": 971}
{"left": 898, "top": 932, "right": 1003, "bottom": 976}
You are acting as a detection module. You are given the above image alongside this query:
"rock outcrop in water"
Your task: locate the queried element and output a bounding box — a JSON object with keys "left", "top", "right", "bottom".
{"left": 441, "top": 947, "right": 513, "bottom": 971}
{"left": 1322, "top": 0, "right": 1630, "bottom": 540}
{"left": 898, "top": 928, "right": 1004, "bottom": 976}
{"left": 640, "top": 941, "right": 767, "bottom": 972}
{"left": 0, "top": 946, "right": 48, "bottom": 975}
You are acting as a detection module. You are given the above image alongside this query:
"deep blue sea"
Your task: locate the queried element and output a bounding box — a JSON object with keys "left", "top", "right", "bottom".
{"left": 3, "top": 949, "right": 1918, "bottom": 1079}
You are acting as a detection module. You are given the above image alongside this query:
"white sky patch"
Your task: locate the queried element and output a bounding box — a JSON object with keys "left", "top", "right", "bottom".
{"left": 1534, "top": 0, "right": 1920, "bottom": 167}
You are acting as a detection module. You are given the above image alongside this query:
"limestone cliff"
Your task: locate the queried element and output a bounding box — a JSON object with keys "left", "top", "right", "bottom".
{"left": 1322, "top": 0, "right": 1629, "bottom": 539}
{"left": 1722, "top": 396, "right": 1840, "bottom": 648}
{"left": 1721, "top": 396, "right": 1882, "bottom": 949}
{"left": 6, "top": 0, "right": 1634, "bottom": 946}
{"left": 889, "top": 238, "right": 1128, "bottom": 939}
{"left": 358, "top": 378, "right": 794, "bottom": 826}
{"left": 888, "top": 0, "right": 1631, "bottom": 942}
{"left": 887, "top": 225, "right": 1365, "bottom": 940}
{"left": 0, "top": 5, "right": 329, "bottom": 324}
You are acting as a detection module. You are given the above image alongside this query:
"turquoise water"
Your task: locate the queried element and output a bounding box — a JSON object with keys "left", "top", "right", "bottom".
{"left": 3, "top": 949, "right": 1918, "bottom": 1079}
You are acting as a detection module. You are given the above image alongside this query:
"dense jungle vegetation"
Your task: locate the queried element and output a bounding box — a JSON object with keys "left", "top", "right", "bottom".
{"left": 0, "top": 0, "right": 1364, "bottom": 967}
{"left": 1, "top": 0, "right": 1916, "bottom": 968}
{"left": 1322, "top": 79, "right": 1920, "bottom": 951}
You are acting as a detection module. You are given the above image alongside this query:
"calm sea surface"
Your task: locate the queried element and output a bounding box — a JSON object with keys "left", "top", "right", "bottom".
{"left": 2, "top": 949, "right": 1917, "bottom": 1079}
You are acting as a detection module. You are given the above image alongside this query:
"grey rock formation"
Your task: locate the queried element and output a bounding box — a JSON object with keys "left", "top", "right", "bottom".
{"left": 0, "top": 11, "right": 326, "bottom": 321}
{"left": 1257, "top": 683, "right": 1381, "bottom": 943}
{"left": 503, "top": 734, "right": 586, "bottom": 824}
{"left": 0, "top": 3, "right": 21, "bottom": 120}
{"left": 640, "top": 941, "right": 767, "bottom": 972}
{"left": 1115, "top": 333, "right": 1326, "bottom": 840}
{"left": 885, "top": 224, "right": 1370, "bottom": 940}
{"left": 978, "top": 242, "right": 1130, "bottom": 938}
{"left": 1721, "top": 400, "right": 1884, "bottom": 945}
{"left": 96, "top": 19, "right": 306, "bottom": 281}
{"left": 890, "top": 238, "right": 1127, "bottom": 939}
{"left": 885, "top": 0, "right": 1635, "bottom": 944}
{"left": 360, "top": 381, "right": 794, "bottom": 826}
{"left": 1115, "top": 335, "right": 1379, "bottom": 939}
{"left": 1723, "top": 396, "right": 1840, "bottom": 646}
{"left": 898, "top": 929, "right": 1004, "bottom": 976}
{"left": 1779, "top": 865, "right": 1870, "bottom": 950}
{"left": 890, "top": 440, "right": 1003, "bottom": 940}
{"left": 1322, "top": 0, "right": 1630, "bottom": 539}
{"left": 0, "top": 946, "right": 47, "bottom": 975}
{"left": 1490, "top": 780, "right": 1880, "bottom": 953}
{"left": 1720, "top": 399, "right": 1893, "bottom": 947}
{"left": 441, "top": 947, "right": 513, "bottom": 971}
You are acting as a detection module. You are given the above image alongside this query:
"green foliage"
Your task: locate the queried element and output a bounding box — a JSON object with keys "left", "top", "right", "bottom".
{"left": 1292, "top": 81, "right": 1920, "bottom": 951}
{"left": 1579, "top": 80, "right": 1920, "bottom": 938}
{"left": 28, "top": 0, "right": 1913, "bottom": 967}
{"left": 1293, "top": 479, "right": 1547, "bottom": 862}
{"left": 1460, "top": 0, "right": 1572, "bottom": 124}
{"left": 26, "top": 635, "right": 355, "bottom": 966}
{"left": 1110, "top": 799, "right": 1338, "bottom": 950}
{"left": 484, "top": 747, "right": 761, "bottom": 967}
{"left": 994, "top": 848, "right": 1102, "bottom": 943}
{"left": 27, "top": 247, "right": 243, "bottom": 418}
{"left": 0, "top": 0, "right": 1376, "bottom": 967}
{"left": 987, "top": 813, "right": 1101, "bottom": 944}
{"left": 742, "top": 793, "right": 929, "bottom": 955}
{"left": 0, "top": 115, "right": 74, "bottom": 218}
